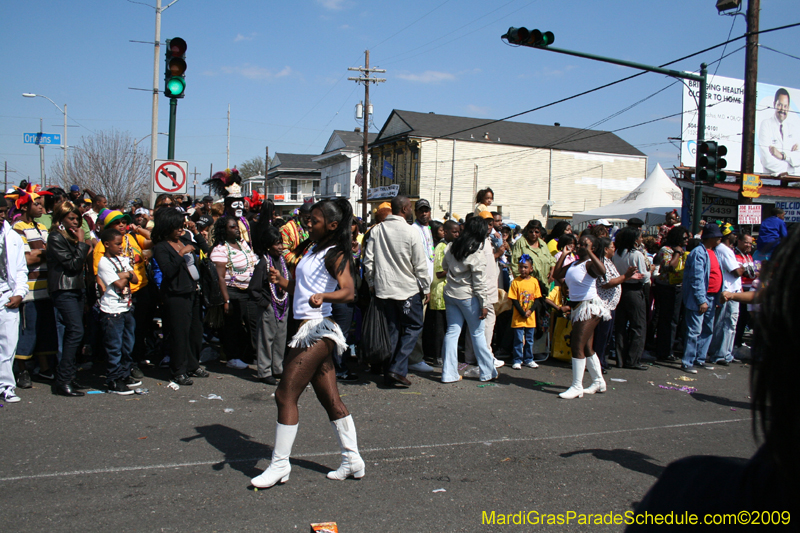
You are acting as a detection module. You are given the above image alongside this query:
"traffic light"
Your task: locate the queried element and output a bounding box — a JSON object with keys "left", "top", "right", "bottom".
{"left": 164, "top": 37, "right": 187, "bottom": 98}
{"left": 697, "top": 141, "right": 728, "bottom": 183}
{"left": 503, "top": 27, "right": 555, "bottom": 47}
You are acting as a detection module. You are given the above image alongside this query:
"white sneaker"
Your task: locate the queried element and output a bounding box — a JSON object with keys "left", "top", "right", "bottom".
{"left": 512, "top": 363, "right": 522, "bottom": 370}
{"left": 2, "top": 389, "right": 21, "bottom": 403}
{"left": 463, "top": 366, "right": 481, "bottom": 379}
{"left": 493, "top": 358, "right": 505, "bottom": 368}
{"left": 226, "top": 358, "right": 249, "bottom": 370}
{"left": 524, "top": 361, "right": 539, "bottom": 368}
{"left": 408, "top": 361, "right": 434, "bottom": 373}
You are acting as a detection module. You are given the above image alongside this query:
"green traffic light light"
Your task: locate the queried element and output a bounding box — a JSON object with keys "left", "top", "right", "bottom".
{"left": 166, "top": 77, "right": 185, "bottom": 97}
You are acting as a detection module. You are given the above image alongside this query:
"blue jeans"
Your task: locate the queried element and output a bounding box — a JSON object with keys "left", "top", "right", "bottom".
{"left": 512, "top": 327, "right": 534, "bottom": 365}
{"left": 52, "top": 290, "right": 85, "bottom": 386}
{"left": 441, "top": 295, "right": 497, "bottom": 382}
{"left": 379, "top": 293, "right": 424, "bottom": 377}
{"left": 102, "top": 310, "right": 135, "bottom": 383}
{"left": 682, "top": 293, "right": 717, "bottom": 368}
{"left": 708, "top": 299, "right": 739, "bottom": 363}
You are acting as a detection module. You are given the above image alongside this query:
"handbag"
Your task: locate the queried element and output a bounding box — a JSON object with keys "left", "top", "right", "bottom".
{"left": 198, "top": 250, "right": 225, "bottom": 308}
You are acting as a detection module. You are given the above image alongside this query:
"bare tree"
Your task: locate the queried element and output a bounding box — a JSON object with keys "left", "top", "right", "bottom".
{"left": 236, "top": 156, "right": 271, "bottom": 179}
{"left": 49, "top": 129, "right": 150, "bottom": 208}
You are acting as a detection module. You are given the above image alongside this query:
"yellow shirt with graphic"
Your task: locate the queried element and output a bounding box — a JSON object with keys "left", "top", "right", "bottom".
{"left": 508, "top": 276, "right": 541, "bottom": 328}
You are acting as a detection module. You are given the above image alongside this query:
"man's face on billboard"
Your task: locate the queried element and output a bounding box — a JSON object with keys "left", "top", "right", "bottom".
{"left": 775, "top": 94, "right": 790, "bottom": 123}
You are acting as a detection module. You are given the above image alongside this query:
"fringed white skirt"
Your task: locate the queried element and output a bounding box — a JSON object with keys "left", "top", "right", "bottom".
{"left": 571, "top": 297, "right": 612, "bottom": 323}
{"left": 288, "top": 317, "right": 349, "bottom": 356}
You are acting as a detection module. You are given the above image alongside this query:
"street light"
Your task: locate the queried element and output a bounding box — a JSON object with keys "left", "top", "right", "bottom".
{"left": 22, "top": 93, "right": 68, "bottom": 183}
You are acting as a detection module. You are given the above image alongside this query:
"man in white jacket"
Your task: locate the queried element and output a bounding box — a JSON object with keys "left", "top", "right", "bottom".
{"left": 363, "top": 195, "right": 431, "bottom": 387}
{"left": 0, "top": 204, "right": 31, "bottom": 403}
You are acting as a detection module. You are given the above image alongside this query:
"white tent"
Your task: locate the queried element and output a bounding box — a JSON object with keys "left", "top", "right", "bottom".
{"left": 571, "top": 164, "right": 682, "bottom": 226}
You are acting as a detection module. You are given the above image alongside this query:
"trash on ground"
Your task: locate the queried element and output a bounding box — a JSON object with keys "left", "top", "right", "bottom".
{"left": 731, "top": 408, "right": 737, "bottom": 411}
{"left": 659, "top": 384, "right": 697, "bottom": 394}
{"left": 432, "top": 488, "right": 447, "bottom": 493}
{"left": 712, "top": 373, "right": 728, "bottom": 379}
{"left": 134, "top": 388, "right": 149, "bottom": 394}
{"left": 647, "top": 381, "right": 655, "bottom": 385}
{"left": 501, "top": 457, "right": 511, "bottom": 462}
{"left": 310, "top": 522, "right": 339, "bottom": 533}
{"left": 223, "top": 408, "right": 234, "bottom": 413}
{"left": 86, "top": 390, "right": 104, "bottom": 394}
{"left": 675, "top": 376, "right": 696, "bottom": 381}
{"left": 189, "top": 400, "right": 197, "bottom": 403}
{"left": 399, "top": 391, "right": 422, "bottom": 395}
{"left": 477, "top": 383, "right": 497, "bottom": 388}
{"left": 610, "top": 378, "right": 627, "bottom": 382}
{"left": 138, "top": 436, "right": 147, "bottom": 440}
{"left": 167, "top": 382, "right": 180, "bottom": 390}
{"left": 202, "top": 393, "right": 223, "bottom": 400}
{"left": 530, "top": 380, "right": 554, "bottom": 386}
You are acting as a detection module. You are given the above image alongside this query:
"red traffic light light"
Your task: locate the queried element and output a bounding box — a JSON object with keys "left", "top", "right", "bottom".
{"left": 504, "top": 27, "right": 530, "bottom": 45}
{"left": 169, "top": 37, "right": 187, "bottom": 56}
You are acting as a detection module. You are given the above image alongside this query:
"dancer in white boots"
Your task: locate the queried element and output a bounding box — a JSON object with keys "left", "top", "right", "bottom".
{"left": 250, "top": 198, "right": 364, "bottom": 488}
{"left": 559, "top": 235, "right": 611, "bottom": 399}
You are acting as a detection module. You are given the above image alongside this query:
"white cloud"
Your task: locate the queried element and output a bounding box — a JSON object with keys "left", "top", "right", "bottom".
{"left": 466, "top": 104, "right": 490, "bottom": 116}
{"left": 207, "top": 64, "right": 294, "bottom": 80}
{"left": 317, "top": 0, "right": 350, "bottom": 10}
{"left": 234, "top": 33, "right": 257, "bottom": 42}
{"left": 396, "top": 70, "right": 456, "bottom": 83}
{"left": 339, "top": 24, "right": 351, "bottom": 30}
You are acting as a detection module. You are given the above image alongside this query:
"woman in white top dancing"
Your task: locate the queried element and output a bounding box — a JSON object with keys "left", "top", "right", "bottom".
{"left": 251, "top": 198, "right": 364, "bottom": 488}
{"left": 561, "top": 234, "right": 609, "bottom": 399}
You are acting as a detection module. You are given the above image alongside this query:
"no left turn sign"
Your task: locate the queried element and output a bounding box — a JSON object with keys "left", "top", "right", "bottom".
{"left": 153, "top": 159, "right": 188, "bottom": 194}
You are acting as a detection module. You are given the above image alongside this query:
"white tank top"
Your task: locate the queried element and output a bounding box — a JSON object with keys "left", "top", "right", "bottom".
{"left": 565, "top": 260, "right": 598, "bottom": 302}
{"left": 293, "top": 245, "right": 338, "bottom": 320}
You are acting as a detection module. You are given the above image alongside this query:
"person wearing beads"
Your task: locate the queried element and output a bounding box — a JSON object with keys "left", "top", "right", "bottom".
{"left": 211, "top": 216, "right": 259, "bottom": 370}
{"left": 251, "top": 198, "right": 365, "bottom": 489}
{"left": 560, "top": 235, "right": 609, "bottom": 399}
{"left": 248, "top": 224, "right": 289, "bottom": 386}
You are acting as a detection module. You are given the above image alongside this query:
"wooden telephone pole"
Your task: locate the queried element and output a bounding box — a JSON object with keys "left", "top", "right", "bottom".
{"left": 348, "top": 50, "right": 386, "bottom": 222}
{"left": 739, "top": 0, "right": 760, "bottom": 204}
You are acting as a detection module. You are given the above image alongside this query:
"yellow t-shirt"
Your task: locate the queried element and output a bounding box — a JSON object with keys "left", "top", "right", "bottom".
{"left": 508, "top": 276, "right": 541, "bottom": 328}
{"left": 93, "top": 233, "right": 149, "bottom": 292}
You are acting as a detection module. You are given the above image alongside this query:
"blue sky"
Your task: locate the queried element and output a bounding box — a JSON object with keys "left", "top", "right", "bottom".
{"left": 3, "top": 0, "right": 799, "bottom": 190}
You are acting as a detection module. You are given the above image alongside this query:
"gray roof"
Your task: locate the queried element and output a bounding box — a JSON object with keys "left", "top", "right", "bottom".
{"left": 331, "top": 130, "right": 378, "bottom": 151}
{"left": 270, "top": 153, "right": 321, "bottom": 171}
{"left": 375, "top": 110, "right": 645, "bottom": 157}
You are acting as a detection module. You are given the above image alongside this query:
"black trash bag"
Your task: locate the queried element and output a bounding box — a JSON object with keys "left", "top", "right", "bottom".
{"left": 358, "top": 298, "right": 391, "bottom": 366}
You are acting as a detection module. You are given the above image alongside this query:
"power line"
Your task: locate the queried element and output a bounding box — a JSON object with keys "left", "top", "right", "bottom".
{"left": 759, "top": 44, "right": 800, "bottom": 62}
{"left": 370, "top": 0, "right": 452, "bottom": 51}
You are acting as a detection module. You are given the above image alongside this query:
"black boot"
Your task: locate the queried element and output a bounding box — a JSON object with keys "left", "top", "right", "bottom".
{"left": 54, "top": 383, "right": 85, "bottom": 397}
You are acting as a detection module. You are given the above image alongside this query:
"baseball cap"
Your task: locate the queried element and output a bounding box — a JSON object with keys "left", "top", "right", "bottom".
{"left": 596, "top": 219, "right": 613, "bottom": 227}
{"left": 416, "top": 199, "right": 431, "bottom": 210}
{"left": 134, "top": 207, "right": 149, "bottom": 216}
{"left": 132, "top": 198, "right": 144, "bottom": 207}
{"left": 378, "top": 202, "right": 391, "bottom": 210}
{"left": 196, "top": 215, "right": 213, "bottom": 229}
{"left": 70, "top": 185, "right": 80, "bottom": 192}
{"left": 202, "top": 195, "right": 214, "bottom": 203}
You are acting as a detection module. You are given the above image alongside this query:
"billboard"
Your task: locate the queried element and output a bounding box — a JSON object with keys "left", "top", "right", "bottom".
{"left": 681, "top": 74, "right": 800, "bottom": 177}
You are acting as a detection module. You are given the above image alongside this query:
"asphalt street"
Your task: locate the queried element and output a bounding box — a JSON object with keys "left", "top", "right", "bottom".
{"left": 2, "top": 355, "right": 756, "bottom": 532}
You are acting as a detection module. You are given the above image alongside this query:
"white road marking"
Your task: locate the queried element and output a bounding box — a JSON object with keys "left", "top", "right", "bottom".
{"left": 0, "top": 418, "right": 749, "bottom": 482}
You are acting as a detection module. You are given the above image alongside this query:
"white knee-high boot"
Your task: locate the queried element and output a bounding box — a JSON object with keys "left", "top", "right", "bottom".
{"left": 583, "top": 354, "right": 607, "bottom": 394}
{"left": 251, "top": 422, "right": 298, "bottom": 488}
{"left": 327, "top": 415, "right": 365, "bottom": 480}
{"left": 559, "top": 357, "right": 586, "bottom": 399}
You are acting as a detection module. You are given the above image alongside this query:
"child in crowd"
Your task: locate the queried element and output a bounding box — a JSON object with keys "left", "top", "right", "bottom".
{"left": 96, "top": 228, "right": 141, "bottom": 395}
{"left": 509, "top": 254, "right": 542, "bottom": 370}
{"left": 423, "top": 219, "right": 460, "bottom": 366}
{"left": 249, "top": 225, "right": 290, "bottom": 386}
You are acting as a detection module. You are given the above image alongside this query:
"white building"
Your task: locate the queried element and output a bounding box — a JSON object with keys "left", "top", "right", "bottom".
{"left": 367, "top": 110, "right": 648, "bottom": 223}
{"left": 266, "top": 153, "right": 321, "bottom": 216}
{"left": 313, "top": 128, "right": 377, "bottom": 214}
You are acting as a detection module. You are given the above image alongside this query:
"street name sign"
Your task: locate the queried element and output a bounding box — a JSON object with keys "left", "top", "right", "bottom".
{"left": 23, "top": 133, "right": 61, "bottom": 145}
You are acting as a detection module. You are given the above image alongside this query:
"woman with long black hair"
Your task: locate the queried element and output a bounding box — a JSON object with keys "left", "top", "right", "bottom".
{"left": 251, "top": 198, "right": 364, "bottom": 488}
{"left": 560, "top": 235, "right": 608, "bottom": 399}
{"left": 440, "top": 216, "right": 498, "bottom": 383}
{"left": 151, "top": 208, "right": 208, "bottom": 385}
{"left": 612, "top": 227, "right": 651, "bottom": 370}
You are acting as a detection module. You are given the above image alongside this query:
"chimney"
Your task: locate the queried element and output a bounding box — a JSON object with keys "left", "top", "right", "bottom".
{"left": 554, "top": 122, "right": 560, "bottom": 127}
{"left": 354, "top": 127, "right": 361, "bottom": 132}
{"left": 484, "top": 132, "right": 490, "bottom": 140}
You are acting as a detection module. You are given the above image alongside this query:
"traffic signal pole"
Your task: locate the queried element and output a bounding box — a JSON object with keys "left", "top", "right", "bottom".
{"left": 168, "top": 98, "right": 177, "bottom": 159}
{"left": 502, "top": 30, "right": 707, "bottom": 236}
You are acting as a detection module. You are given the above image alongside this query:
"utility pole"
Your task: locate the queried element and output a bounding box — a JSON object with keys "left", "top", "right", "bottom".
{"left": 208, "top": 163, "right": 213, "bottom": 196}
{"left": 348, "top": 50, "right": 386, "bottom": 221}
{"left": 150, "top": 0, "right": 162, "bottom": 210}
{"left": 265, "top": 146, "right": 269, "bottom": 193}
{"left": 227, "top": 104, "right": 230, "bottom": 169}
{"left": 39, "top": 118, "right": 45, "bottom": 186}
{"left": 739, "top": 0, "right": 759, "bottom": 204}
{"left": 190, "top": 166, "right": 200, "bottom": 199}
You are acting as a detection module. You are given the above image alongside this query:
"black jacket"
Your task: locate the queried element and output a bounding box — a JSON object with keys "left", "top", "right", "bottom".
{"left": 153, "top": 239, "right": 199, "bottom": 296}
{"left": 46, "top": 232, "right": 91, "bottom": 292}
